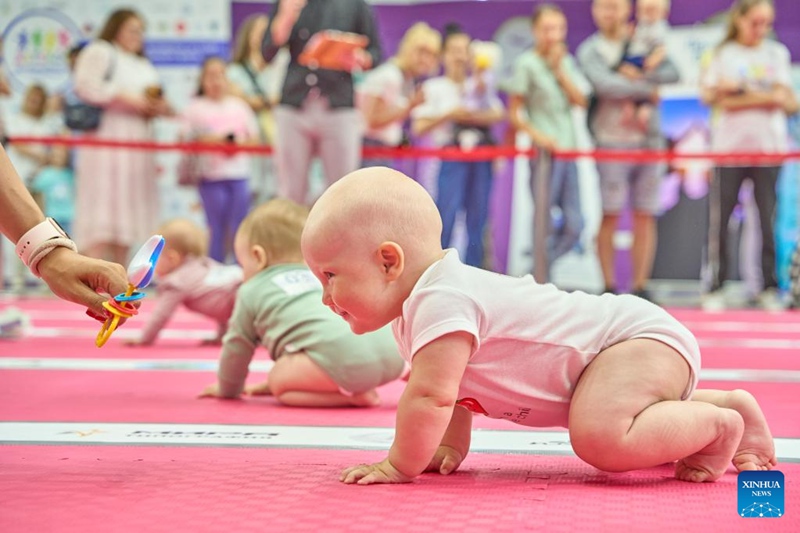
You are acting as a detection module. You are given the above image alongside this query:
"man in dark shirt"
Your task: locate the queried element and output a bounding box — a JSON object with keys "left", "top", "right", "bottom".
{"left": 263, "top": 0, "right": 381, "bottom": 204}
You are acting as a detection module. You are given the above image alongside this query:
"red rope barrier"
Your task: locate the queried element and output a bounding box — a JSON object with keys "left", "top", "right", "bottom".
{"left": 5, "top": 135, "right": 800, "bottom": 164}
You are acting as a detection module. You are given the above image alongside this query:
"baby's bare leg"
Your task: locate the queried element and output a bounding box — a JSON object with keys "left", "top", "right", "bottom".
{"left": 569, "top": 339, "right": 743, "bottom": 482}
{"left": 691, "top": 389, "right": 777, "bottom": 471}
{"left": 269, "top": 352, "right": 380, "bottom": 408}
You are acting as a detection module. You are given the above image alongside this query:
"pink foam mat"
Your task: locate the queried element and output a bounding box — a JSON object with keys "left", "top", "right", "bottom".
{"left": 1, "top": 370, "right": 798, "bottom": 437}
{"left": 1, "top": 445, "right": 797, "bottom": 533}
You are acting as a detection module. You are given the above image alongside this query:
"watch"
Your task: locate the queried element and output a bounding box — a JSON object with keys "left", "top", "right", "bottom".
{"left": 15, "top": 218, "right": 77, "bottom": 274}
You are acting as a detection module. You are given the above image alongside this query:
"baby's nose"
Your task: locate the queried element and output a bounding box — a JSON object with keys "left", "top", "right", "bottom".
{"left": 321, "top": 289, "right": 333, "bottom": 307}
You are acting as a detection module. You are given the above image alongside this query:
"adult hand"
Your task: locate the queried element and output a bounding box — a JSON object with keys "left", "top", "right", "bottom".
{"left": 340, "top": 458, "right": 414, "bottom": 485}
{"left": 338, "top": 48, "right": 372, "bottom": 72}
{"left": 546, "top": 42, "right": 567, "bottom": 71}
{"left": 529, "top": 129, "right": 558, "bottom": 152}
{"left": 36, "top": 247, "right": 132, "bottom": 321}
{"left": 643, "top": 46, "right": 666, "bottom": 72}
{"left": 618, "top": 63, "right": 644, "bottom": 80}
{"left": 424, "top": 445, "right": 465, "bottom": 475}
{"left": 277, "top": 0, "right": 307, "bottom": 21}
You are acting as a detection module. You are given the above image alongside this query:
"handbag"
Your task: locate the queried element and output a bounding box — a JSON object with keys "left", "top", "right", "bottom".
{"left": 241, "top": 63, "right": 276, "bottom": 145}
{"left": 64, "top": 47, "right": 116, "bottom": 131}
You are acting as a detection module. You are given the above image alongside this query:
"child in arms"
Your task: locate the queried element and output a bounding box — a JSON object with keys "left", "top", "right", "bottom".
{"left": 200, "top": 199, "right": 407, "bottom": 407}
{"left": 300, "top": 166, "right": 776, "bottom": 484}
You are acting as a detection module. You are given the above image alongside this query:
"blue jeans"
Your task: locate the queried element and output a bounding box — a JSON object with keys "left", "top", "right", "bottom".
{"left": 198, "top": 178, "right": 250, "bottom": 263}
{"left": 436, "top": 160, "right": 493, "bottom": 267}
{"left": 530, "top": 158, "right": 584, "bottom": 267}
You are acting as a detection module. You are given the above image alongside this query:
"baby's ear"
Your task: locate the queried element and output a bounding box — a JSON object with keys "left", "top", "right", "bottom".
{"left": 251, "top": 244, "right": 270, "bottom": 269}
{"left": 378, "top": 242, "right": 404, "bottom": 280}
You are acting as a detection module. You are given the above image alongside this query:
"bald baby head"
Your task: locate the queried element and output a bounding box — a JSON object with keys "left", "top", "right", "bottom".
{"left": 303, "top": 167, "right": 443, "bottom": 261}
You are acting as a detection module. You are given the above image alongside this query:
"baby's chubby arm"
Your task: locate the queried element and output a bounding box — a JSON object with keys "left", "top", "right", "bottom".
{"left": 340, "top": 331, "right": 473, "bottom": 485}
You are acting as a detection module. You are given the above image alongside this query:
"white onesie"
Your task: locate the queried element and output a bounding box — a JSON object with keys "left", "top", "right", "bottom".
{"left": 392, "top": 250, "right": 701, "bottom": 428}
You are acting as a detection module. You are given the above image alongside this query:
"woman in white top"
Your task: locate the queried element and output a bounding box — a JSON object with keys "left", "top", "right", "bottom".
{"left": 358, "top": 22, "right": 441, "bottom": 167}
{"left": 700, "top": 0, "right": 799, "bottom": 311}
{"left": 5, "top": 84, "right": 63, "bottom": 185}
{"left": 411, "top": 24, "right": 505, "bottom": 268}
{"left": 227, "top": 14, "right": 289, "bottom": 204}
{"left": 72, "top": 9, "right": 172, "bottom": 264}
{"left": 181, "top": 57, "right": 259, "bottom": 263}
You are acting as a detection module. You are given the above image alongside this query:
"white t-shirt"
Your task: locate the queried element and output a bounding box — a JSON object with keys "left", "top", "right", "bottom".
{"left": 701, "top": 40, "right": 792, "bottom": 153}
{"left": 412, "top": 76, "right": 462, "bottom": 148}
{"left": 392, "top": 250, "right": 700, "bottom": 429}
{"left": 180, "top": 96, "right": 259, "bottom": 180}
{"left": 357, "top": 61, "right": 411, "bottom": 146}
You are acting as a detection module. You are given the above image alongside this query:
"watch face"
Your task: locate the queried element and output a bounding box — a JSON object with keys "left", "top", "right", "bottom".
{"left": 49, "top": 217, "right": 71, "bottom": 239}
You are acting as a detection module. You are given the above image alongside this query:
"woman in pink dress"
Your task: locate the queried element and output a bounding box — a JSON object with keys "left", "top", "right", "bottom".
{"left": 73, "top": 9, "right": 171, "bottom": 263}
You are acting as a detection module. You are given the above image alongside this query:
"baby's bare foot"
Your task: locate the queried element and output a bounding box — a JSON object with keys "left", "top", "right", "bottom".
{"left": 724, "top": 390, "right": 778, "bottom": 472}
{"left": 349, "top": 389, "right": 381, "bottom": 407}
{"left": 675, "top": 409, "right": 743, "bottom": 482}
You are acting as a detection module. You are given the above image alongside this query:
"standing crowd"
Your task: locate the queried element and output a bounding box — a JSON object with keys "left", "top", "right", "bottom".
{"left": 1, "top": 0, "right": 798, "bottom": 311}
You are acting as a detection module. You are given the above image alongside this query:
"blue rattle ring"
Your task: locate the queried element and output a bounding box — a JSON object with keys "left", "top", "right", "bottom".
{"left": 114, "top": 291, "right": 147, "bottom": 302}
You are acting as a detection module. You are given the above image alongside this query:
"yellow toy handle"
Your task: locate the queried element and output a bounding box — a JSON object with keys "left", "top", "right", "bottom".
{"left": 95, "top": 284, "right": 136, "bottom": 348}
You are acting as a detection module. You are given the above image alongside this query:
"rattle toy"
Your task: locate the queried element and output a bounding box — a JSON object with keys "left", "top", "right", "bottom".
{"left": 96, "top": 235, "right": 165, "bottom": 347}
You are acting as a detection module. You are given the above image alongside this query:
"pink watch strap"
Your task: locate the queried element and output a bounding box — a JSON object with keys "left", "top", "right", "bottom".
{"left": 15, "top": 218, "right": 71, "bottom": 267}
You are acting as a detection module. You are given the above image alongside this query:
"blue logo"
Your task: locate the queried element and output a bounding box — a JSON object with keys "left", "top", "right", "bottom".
{"left": 738, "top": 471, "right": 784, "bottom": 518}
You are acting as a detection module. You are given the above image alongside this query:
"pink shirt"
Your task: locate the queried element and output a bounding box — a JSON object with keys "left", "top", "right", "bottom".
{"left": 180, "top": 96, "right": 259, "bottom": 180}
{"left": 139, "top": 256, "right": 243, "bottom": 344}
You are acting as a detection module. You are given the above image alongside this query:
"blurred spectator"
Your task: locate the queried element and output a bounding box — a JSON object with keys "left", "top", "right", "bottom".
{"left": 358, "top": 22, "right": 441, "bottom": 167}
{"left": 28, "top": 145, "right": 75, "bottom": 237}
{"left": 180, "top": 57, "right": 260, "bottom": 264}
{"left": 412, "top": 24, "right": 505, "bottom": 268}
{"left": 72, "top": 9, "right": 172, "bottom": 264}
{"left": 507, "top": 3, "right": 588, "bottom": 277}
{"left": 228, "top": 14, "right": 290, "bottom": 204}
{"left": 699, "top": 0, "right": 798, "bottom": 312}
{"left": 619, "top": 0, "right": 672, "bottom": 133}
{"left": 577, "top": 0, "right": 679, "bottom": 297}
{"left": 5, "top": 85, "right": 62, "bottom": 185}
{"left": 263, "top": 0, "right": 381, "bottom": 204}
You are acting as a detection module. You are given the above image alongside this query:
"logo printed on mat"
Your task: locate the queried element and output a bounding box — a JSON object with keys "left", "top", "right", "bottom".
{"left": 738, "top": 471, "right": 784, "bottom": 518}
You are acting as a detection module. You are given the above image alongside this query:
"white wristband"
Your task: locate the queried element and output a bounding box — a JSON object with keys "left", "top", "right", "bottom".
{"left": 15, "top": 218, "right": 78, "bottom": 277}
{"left": 29, "top": 237, "right": 79, "bottom": 278}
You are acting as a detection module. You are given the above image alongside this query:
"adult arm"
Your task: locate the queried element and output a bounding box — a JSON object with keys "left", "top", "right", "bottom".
{"left": 577, "top": 42, "right": 656, "bottom": 100}
{"left": 263, "top": 0, "right": 304, "bottom": 62}
{"left": 0, "top": 145, "right": 129, "bottom": 316}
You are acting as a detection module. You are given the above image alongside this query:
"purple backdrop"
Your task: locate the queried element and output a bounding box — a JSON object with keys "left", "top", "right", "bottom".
{"left": 231, "top": 0, "right": 800, "bottom": 274}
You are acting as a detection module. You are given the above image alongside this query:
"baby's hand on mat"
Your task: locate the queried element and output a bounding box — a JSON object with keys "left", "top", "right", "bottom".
{"left": 340, "top": 458, "right": 413, "bottom": 485}
{"left": 424, "top": 445, "right": 464, "bottom": 475}
{"left": 198, "top": 383, "right": 229, "bottom": 399}
{"left": 244, "top": 382, "right": 272, "bottom": 396}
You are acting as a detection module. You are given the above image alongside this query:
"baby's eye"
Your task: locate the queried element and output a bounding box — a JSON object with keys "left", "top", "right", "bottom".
{"left": 323, "top": 272, "right": 334, "bottom": 280}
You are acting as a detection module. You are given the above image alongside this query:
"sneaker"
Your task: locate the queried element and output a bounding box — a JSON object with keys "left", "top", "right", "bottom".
{"left": 701, "top": 291, "right": 726, "bottom": 313}
{"left": 758, "top": 288, "right": 786, "bottom": 312}
{"left": 0, "top": 307, "right": 30, "bottom": 338}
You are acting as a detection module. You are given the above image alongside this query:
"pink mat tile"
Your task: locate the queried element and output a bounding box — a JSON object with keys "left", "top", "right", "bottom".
{"left": 1, "top": 445, "right": 797, "bottom": 533}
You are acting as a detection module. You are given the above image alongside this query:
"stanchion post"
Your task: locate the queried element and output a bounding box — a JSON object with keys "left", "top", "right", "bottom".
{"left": 533, "top": 149, "right": 551, "bottom": 284}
